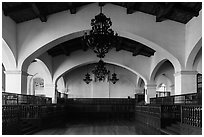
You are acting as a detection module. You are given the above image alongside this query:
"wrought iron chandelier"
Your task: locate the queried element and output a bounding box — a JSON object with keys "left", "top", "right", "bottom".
{"left": 109, "top": 66, "right": 119, "bottom": 84}
{"left": 83, "top": 4, "right": 119, "bottom": 84}
{"left": 83, "top": 60, "right": 119, "bottom": 84}
{"left": 92, "top": 59, "right": 110, "bottom": 82}
{"left": 83, "top": 73, "right": 92, "bottom": 84}
{"left": 82, "top": 5, "right": 118, "bottom": 58}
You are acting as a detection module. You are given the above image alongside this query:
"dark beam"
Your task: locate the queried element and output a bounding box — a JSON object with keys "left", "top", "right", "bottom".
{"left": 115, "top": 39, "right": 122, "bottom": 51}
{"left": 67, "top": 2, "right": 76, "bottom": 14}
{"left": 174, "top": 4, "right": 200, "bottom": 17}
{"left": 126, "top": 3, "right": 135, "bottom": 14}
{"left": 126, "top": 2, "right": 140, "bottom": 14}
{"left": 3, "top": 3, "right": 30, "bottom": 16}
{"left": 156, "top": 3, "right": 175, "bottom": 22}
{"left": 60, "top": 46, "right": 70, "bottom": 56}
{"left": 132, "top": 48, "right": 142, "bottom": 56}
{"left": 98, "top": 2, "right": 106, "bottom": 7}
{"left": 31, "top": 3, "right": 47, "bottom": 22}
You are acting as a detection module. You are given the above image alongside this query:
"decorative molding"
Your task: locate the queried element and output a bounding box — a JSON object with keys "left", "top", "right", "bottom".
{"left": 174, "top": 71, "right": 198, "bottom": 77}
{"left": 145, "top": 84, "right": 157, "bottom": 89}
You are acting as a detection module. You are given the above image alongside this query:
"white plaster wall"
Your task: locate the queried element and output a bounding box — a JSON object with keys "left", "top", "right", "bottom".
{"left": 57, "top": 77, "right": 65, "bottom": 93}
{"left": 193, "top": 48, "right": 202, "bottom": 74}
{"left": 185, "top": 10, "right": 202, "bottom": 67}
{"left": 2, "top": 39, "right": 17, "bottom": 70}
{"left": 38, "top": 52, "right": 53, "bottom": 76}
{"left": 196, "top": 58, "right": 202, "bottom": 74}
{"left": 27, "top": 61, "right": 51, "bottom": 96}
{"left": 63, "top": 63, "right": 137, "bottom": 98}
{"left": 2, "top": 13, "right": 17, "bottom": 60}
{"left": 16, "top": 3, "right": 185, "bottom": 71}
{"left": 155, "top": 75, "right": 172, "bottom": 92}
{"left": 154, "top": 61, "right": 174, "bottom": 84}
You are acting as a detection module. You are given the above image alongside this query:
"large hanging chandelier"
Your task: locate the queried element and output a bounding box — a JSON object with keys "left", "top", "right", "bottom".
{"left": 82, "top": 5, "right": 118, "bottom": 58}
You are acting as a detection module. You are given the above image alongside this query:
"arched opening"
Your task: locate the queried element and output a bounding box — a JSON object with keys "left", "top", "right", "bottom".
{"left": 27, "top": 59, "right": 52, "bottom": 96}
{"left": 33, "top": 77, "right": 44, "bottom": 96}
{"left": 56, "top": 62, "right": 140, "bottom": 98}
{"left": 152, "top": 60, "right": 175, "bottom": 95}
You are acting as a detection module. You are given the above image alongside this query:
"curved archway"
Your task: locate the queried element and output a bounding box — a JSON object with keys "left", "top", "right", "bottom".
{"left": 2, "top": 39, "right": 16, "bottom": 70}
{"left": 150, "top": 59, "right": 169, "bottom": 82}
{"left": 186, "top": 38, "right": 202, "bottom": 70}
{"left": 21, "top": 30, "right": 181, "bottom": 77}
{"left": 54, "top": 60, "right": 147, "bottom": 86}
{"left": 56, "top": 61, "right": 141, "bottom": 98}
{"left": 34, "top": 59, "right": 52, "bottom": 84}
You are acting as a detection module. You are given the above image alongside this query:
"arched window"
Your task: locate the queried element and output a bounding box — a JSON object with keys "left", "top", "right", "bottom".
{"left": 33, "top": 77, "right": 44, "bottom": 96}
{"left": 156, "top": 83, "right": 170, "bottom": 97}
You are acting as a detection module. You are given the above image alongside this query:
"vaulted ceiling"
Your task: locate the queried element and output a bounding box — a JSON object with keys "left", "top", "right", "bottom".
{"left": 3, "top": 2, "right": 201, "bottom": 24}
{"left": 2, "top": 2, "right": 201, "bottom": 58}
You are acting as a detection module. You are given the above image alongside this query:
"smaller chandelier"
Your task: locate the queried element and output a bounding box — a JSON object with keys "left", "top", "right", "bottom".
{"left": 110, "top": 73, "right": 119, "bottom": 84}
{"left": 83, "top": 73, "right": 92, "bottom": 84}
{"left": 83, "top": 5, "right": 118, "bottom": 58}
{"left": 83, "top": 60, "right": 119, "bottom": 84}
{"left": 92, "top": 59, "right": 110, "bottom": 82}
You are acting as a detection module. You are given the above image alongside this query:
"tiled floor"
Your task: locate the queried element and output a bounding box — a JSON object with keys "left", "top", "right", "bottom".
{"left": 33, "top": 120, "right": 162, "bottom": 135}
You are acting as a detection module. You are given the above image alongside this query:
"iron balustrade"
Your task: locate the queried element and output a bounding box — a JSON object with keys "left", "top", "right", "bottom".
{"left": 181, "top": 105, "right": 202, "bottom": 128}
{"left": 150, "top": 93, "right": 200, "bottom": 105}
{"left": 2, "top": 92, "right": 52, "bottom": 105}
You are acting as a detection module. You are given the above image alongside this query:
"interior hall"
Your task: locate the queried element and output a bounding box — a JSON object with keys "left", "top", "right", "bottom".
{"left": 2, "top": 2, "right": 202, "bottom": 135}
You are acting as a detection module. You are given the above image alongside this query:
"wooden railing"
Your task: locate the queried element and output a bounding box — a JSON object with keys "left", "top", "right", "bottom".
{"left": 135, "top": 105, "right": 161, "bottom": 129}
{"left": 2, "top": 105, "right": 20, "bottom": 134}
{"left": 2, "top": 92, "right": 52, "bottom": 105}
{"left": 181, "top": 105, "right": 202, "bottom": 128}
{"left": 2, "top": 104, "right": 66, "bottom": 135}
{"left": 160, "top": 104, "right": 181, "bottom": 127}
{"left": 150, "top": 93, "right": 201, "bottom": 105}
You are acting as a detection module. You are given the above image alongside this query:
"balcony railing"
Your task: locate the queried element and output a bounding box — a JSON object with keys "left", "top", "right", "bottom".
{"left": 2, "top": 92, "right": 52, "bottom": 105}
{"left": 181, "top": 105, "right": 202, "bottom": 128}
{"left": 150, "top": 92, "right": 201, "bottom": 105}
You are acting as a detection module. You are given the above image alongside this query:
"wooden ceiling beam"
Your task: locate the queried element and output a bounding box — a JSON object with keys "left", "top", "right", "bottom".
{"left": 3, "top": 3, "right": 30, "bottom": 16}
{"left": 126, "top": 3, "right": 135, "bottom": 14}
{"left": 156, "top": 3, "right": 175, "bottom": 22}
{"left": 31, "top": 3, "right": 47, "bottom": 22}
{"left": 60, "top": 46, "right": 70, "bottom": 56}
{"left": 174, "top": 4, "right": 200, "bottom": 17}
{"left": 126, "top": 2, "right": 140, "bottom": 14}
{"left": 67, "top": 2, "right": 76, "bottom": 14}
{"left": 132, "top": 48, "right": 142, "bottom": 56}
{"left": 98, "top": 2, "right": 106, "bottom": 7}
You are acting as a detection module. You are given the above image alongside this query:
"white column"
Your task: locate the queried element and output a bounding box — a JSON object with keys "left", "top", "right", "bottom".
{"left": 4, "top": 70, "right": 28, "bottom": 94}
{"left": 174, "top": 71, "right": 197, "bottom": 95}
{"left": 169, "top": 84, "right": 175, "bottom": 95}
{"left": 145, "top": 84, "right": 157, "bottom": 103}
{"left": 44, "top": 84, "right": 57, "bottom": 103}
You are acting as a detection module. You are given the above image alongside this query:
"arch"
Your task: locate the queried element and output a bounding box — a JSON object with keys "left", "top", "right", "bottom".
{"left": 155, "top": 74, "right": 173, "bottom": 88}
{"left": 186, "top": 38, "right": 202, "bottom": 70}
{"left": 54, "top": 61, "right": 147, "bottom": 86}
{"left": 21, "top": 30, "right": 181, "bottom": 77}
{"left": 34, "top": 59, "right": 52, "bottom": 84}
{"left": 193, "top": 48, "right": 202, "bottom": 73}
{"left": 27, "top": 59, "right": 52, "bottom": 84}
{"left": 2, "top": 39, "right": 16, "bottom": 70}
{"left": 150, "top": 59, "right": 169, "bottom": 82}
